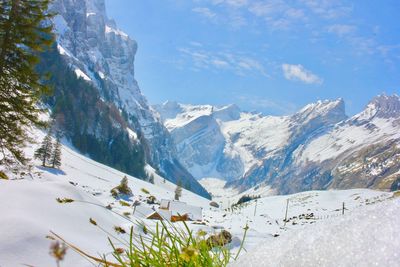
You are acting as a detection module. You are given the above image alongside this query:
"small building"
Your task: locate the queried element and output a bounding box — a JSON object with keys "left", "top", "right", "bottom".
{"left": 147, "top": 200, "right": 202, "bottom": 222}
{"left": 146, "top": 209, "right": 171, "bottom": 221}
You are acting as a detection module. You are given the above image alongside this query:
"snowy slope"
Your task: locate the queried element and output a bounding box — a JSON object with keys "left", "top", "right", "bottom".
{"left": 155, "top": 102, "right": 244, "bottom": 180}
{"left": 221, "top": 113, "right": 291, "bottom": 173}
{"left": 163, "top": 103, "right": 214, "bottom": 131}
{"left": 296, "top": 102, "right": 400, "bottom": 164}
{"left": 202, "top": 178, "right": 397, "bottom": 260}
{"left": 0, "top": 129, "right": 210, "bottom": 266}
{"left": 200, "top": 177, "right": 274, "bottom": 208}
{"left": 232, "top": 197, "right": 400, "bottom": 267}
{"left": 285, "top": 94, "right": 400, "bottom": 193}
{"left": 0, "top": 180, "right": 127, "bottom": 266}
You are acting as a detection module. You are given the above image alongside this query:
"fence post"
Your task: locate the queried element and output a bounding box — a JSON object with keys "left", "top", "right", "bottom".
{"left": 342, "top": 202, "right": 345, "bottom": 215}
{"left": 254, "top": 199, "right": 258, "bottom": 217}
{"left": 284, "top": 199, "right": 289, "bottom": 226}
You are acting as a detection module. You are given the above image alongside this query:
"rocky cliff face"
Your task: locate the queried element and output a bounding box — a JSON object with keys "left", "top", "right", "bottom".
{"left": 287, "top": 94, "right": 400, "bottom": 193}
{"left": 154, "top": 103, "right": 244, "bottom": 181}
{"left": 156, "top": 95, "right": 400, "bottom": 194}
{"left": 49, "top": 0, "right": 210, "bottom": 198}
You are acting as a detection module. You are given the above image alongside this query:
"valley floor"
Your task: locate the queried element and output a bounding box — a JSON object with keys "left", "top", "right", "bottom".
{"left": 0, "top": 129, "right": 399, "bottom": 266}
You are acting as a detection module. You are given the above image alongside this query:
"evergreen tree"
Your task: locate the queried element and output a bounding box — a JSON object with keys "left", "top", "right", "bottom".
{"left": 118, "top": 176, "right": 132, "bottom": 195}
{"left": 0, "top": 0, "right": 54, "bottom": 164}
{"left": 111, "top": 176, "right": 133, "bottom": 198}
{"left": 174, "top": 181, "right": 182, "bottom": 201}
{"left": 148, "top": 174, "right": 154, "bottom": 184}
{"left": 34, "top": 129, "right": 53, "bottom": 167}
{"left": 50, "top": 131, "right": 62, "bottom": 168}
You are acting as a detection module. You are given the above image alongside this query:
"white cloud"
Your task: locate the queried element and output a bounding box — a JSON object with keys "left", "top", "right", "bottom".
{"left": 282, "top": 64, "right": 323, "bottom": 84}
{"left": 211, "top": 0, "right": 248, "bottom": 7}
{"left": 348, "top": 36, "right": 376, "bottom": 55}
{"left": 178, "top": 47, "right": 268, "bottom": 76}
{"left": 200, "top": 0, "right": 353, "bottom": 33}
{"left": 190, "top": 0, "right": 390, "bottom": 62}
{"left": 192, "top": 5, "right": 247, "bottom": 27}
{"left": 237, "top": 57, "right": 268, "bottom": 75}
{"left": 327, "top": 24, "right": 356, "bottom": 37}
{"left": 192, "top": 7, "right": 217, "bottom": 18}
{"left": 285, "top": 8, "right": 306, "bottom": 19}
{"left": 212, "top": 59, "right": 230, "bottom": 68}
{"left": 267, "top": 18, "right": 291, "bottom": 30}
{"left": 229, "top": 13, "right": 247, "bottom": 27}
{"left": 300, "top": 0, "right": 352, "bottom": 19}
{"left": 248, "top": 1, "right": 284, "bottom": 17}
{"left": 189, "top": 41, "right": 203, "bottom": 47}
{"left": 247, "top": 1, "right": 306, "bottom": 31}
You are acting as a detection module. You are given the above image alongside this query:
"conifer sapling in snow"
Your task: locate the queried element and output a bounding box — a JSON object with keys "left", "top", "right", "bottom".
{"left": 111, "top": 176, "right": 133, "bottom": 198}
{"left": 148, "top": 174, "right": 154, "bottom": 184}
{"left": 118, "top": 176, "right": 132, "bottom": 195}
{"left": 34, "top": 129, "right": 53, "bottom": 167}
{"left": 50, "top": 131, "right": 62, "bottom": 168}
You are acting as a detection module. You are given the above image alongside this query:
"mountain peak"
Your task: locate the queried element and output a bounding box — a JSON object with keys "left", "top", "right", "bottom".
{"left": 357, "top": 94, "right": 400, "bottom": 120}
{"left": 299, "top": 98, "right": 344, "bottom": 113}
{"left": 154, "top": 101, "right": 184, "bottom": 121}
{"left": 294, "top": 98, "right": 346, "bottom": 123}
{"left": 162, "top": 100, "right": 180, "bottom": 109}
{"left": 85, "top": 0, "right": 106, "bottom": 16}
{"left": 213, "top": 104, "right": 241, "bottom": 121}
{"left": 222, "top": 103, "right": 241, "bottom": 111}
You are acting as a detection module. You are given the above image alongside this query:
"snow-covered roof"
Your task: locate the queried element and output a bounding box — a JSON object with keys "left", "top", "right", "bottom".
{"left": 147, "top": 209, "right": 171, "bottom": 221}
{"left": 159, "top": 200, "right": 202, "bottom": 221}
{"left": 160, "top": 199, "right": 170, "bottom": 209}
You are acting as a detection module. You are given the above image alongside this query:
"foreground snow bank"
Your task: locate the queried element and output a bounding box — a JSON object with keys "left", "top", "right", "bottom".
{"left": 232, "top": 197, "right": 400, "bottom": 267}
{"left": 0, "top": 179, "right": 127, "bottom": 266}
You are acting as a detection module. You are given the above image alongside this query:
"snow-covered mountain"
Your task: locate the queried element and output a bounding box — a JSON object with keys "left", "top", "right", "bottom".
{"left": 48, "top": 0, "right": 210, "bottom": 198}
{"left": 154, "top": 102, "right": 243, "bottom": 180}
{"left": 155, "top": 95, "right": 400, "bottom": 194}
{"left": 154, "top": 99, "right": 347, "bottom": 181}
{"left": 288, "top": 94, "right": 400, "bottom": 193}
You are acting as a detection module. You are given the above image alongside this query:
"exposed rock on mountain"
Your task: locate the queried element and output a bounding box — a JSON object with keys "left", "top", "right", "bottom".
{"left": 156, "top": 95, "right": 400, "bottom": 194}
{"left": 287, "top": 95, "right": 400, "bottom": 193}
{"left": 46, "top": 0, "right": 210, "bottom": 198}
{"left": 154, "top": 102, "right": 244, "bottom": 181}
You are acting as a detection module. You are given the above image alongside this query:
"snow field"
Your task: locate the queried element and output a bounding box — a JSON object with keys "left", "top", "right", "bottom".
{"left": 0, "top": 129, "right": 397, "bottom": 266}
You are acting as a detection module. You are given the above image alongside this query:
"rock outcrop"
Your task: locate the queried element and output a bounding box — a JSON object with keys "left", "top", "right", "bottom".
{"left": 49, "top": 0, "right": 210, "bottom": 198}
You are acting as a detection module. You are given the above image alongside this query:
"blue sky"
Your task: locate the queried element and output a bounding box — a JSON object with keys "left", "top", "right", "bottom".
{"left": 105, "top": 0, "right": 400, "bottom": 115}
